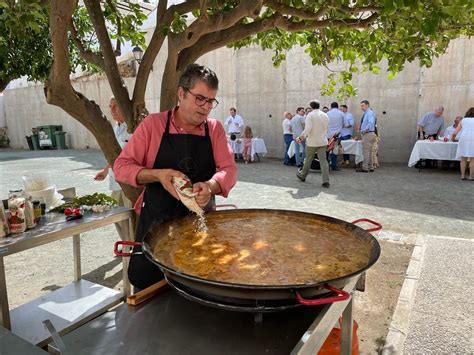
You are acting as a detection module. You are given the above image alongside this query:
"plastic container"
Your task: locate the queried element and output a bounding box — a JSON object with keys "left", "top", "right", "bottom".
{"left": 318, "top": 319, "right": 359, "bottom": 355}
{"left": 54, "top": 131, "right": 67, "bottom": 149}
{"left": 31, "top": 134, "right": 40, "bottom": 150}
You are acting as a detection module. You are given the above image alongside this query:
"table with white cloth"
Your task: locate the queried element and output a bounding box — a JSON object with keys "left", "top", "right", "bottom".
{"left": 228, "top": 138, "right": 267, "bottom": 161}
{"left": 341, "top": 140, "right": 364, "bottom": 164}
{"left": 408, "top": 140, "right": 459, "bottom": 167}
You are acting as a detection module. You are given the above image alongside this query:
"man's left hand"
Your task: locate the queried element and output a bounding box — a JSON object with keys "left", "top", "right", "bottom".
{"left": 192, "top": 182, "right": 212, "bottom": 207}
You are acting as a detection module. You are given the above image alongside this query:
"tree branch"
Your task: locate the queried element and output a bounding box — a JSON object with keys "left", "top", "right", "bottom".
{"left": 173, "top": 0, "right": 264, "bottom": 51}
{"left": 106, "top": 0, "right": 122, "bottom": 55}
{"left": 264, "top": 0, "right": 327, "bottom": 20}
{"left": 69, "top": 19, "right": 106, "bottom": 70}
{"left": 83, "top": 0, "right": 133, "bottom": 125}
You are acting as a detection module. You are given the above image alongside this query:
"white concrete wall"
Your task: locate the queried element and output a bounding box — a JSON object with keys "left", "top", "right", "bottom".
{"left": 3, "top": 37, "right": 473, "bottom": 163}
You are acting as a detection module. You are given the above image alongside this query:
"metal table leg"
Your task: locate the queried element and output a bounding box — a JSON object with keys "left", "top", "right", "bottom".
{"left": 72, "top": 234, "right": 81, "bottom": 281}
{"left": 0, "top": 256, "right": 11, "bottom": 329}
{"left": 340, "top": 296, "right": 354, "bottom": 355}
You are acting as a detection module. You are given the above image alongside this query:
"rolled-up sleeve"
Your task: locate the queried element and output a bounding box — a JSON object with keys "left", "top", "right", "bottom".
{"left": 114, "top": 116, "right": 155, "bottom": 187}
{"left": 209, "top": 120, "right": 237, "bottom": 197}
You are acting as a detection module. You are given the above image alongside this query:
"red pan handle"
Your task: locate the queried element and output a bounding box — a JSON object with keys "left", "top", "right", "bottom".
{"left": 114, "top": 241, "right": 142, "bottom": 257}
{"left": 351, "top": 218, "right": 382, "bottom": 232}
{"left": 295, "top": 284, "right": 350, "bottom": 306}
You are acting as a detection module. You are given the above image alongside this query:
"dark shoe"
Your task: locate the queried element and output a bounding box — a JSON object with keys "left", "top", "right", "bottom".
{"left": 296, "top": 172, "right": 305, "bottom": 182}
{"left": 322, "top": 182, "right": 330, "bottom": 188}
{"left": 369, "top": 169, "right": 374, "bottom": 172}
{"left": 331, "top": 167, "right": 341, "bottom": 171}
{"left": 461, "top": 177, "right": 467, "bottom": 180}
{"left": 356, "top": 168, "right": 369, "bottom": 173}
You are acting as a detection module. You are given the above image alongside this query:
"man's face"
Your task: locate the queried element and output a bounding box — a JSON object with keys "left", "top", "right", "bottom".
{"left": 340, "top": 106, "right": 347, "bottom": 113}
{"left": 454, "top": 116, "right": 461, "bottom": 126}
{"left": 297, "top": 109, "right": 305, "bottom": 116}
{"left": 360, "top": 103, "right": 368, "bottom": 112}
{"left": 435, "top": 108, "right": 444, "bottom": 117}
{"left": 109, "top": 100, "right": 124, "bottom": 123}
{"left": 285, "top": 112, "right": 292, "bottom": 119}
{"left": 305, "top": 108, "right": 312, "bottom": 114}
{"left": 177, "top": 80, "right": 217, "bottom": 127}
{"left": 230, "top": 109, "right": 236, "bottom": 117}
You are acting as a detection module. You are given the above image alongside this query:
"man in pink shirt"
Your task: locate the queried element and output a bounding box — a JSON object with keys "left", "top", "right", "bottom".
{"left": 114, "top": 64, "right": 237, "bottom": 289}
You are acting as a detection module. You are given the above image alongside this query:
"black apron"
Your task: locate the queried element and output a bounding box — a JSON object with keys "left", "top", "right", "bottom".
{"left": 129, "top": 110, "right": 217, "bottom": 290}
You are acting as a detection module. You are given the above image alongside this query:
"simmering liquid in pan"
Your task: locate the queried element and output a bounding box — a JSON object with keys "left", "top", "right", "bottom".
{"left": 153, "top": 212, "right": 371, "bottom": 286}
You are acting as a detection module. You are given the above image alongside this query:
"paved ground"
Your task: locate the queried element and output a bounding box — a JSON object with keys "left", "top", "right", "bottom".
{"left": 1, "top": 148, "right": 473, "bottom": 353}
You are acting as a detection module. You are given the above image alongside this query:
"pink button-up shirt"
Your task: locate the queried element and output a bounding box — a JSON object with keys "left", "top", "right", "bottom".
{"left": 114, "top": 108, "right": 237, "bottom": 214}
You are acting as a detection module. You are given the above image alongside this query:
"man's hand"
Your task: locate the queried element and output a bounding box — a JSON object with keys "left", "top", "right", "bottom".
{"left": 137, "top": 168, "right": 185, "bottom": 200}
{"left": 94, "top": 168, "right": 108, "bottom": 181}
{"left": 155, "top": 169, "right": 185, "bottom": 201}
{"left": 192, "top": 182, "right": 212, "bottom": 208}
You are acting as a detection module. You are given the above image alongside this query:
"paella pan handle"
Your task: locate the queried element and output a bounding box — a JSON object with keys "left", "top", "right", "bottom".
{"left": 351, "top": 218, "right": 382, "bottom": 232}
{"left": 294, "top": 284, "right": 350, "bottom": 306}
{"left": 114, "top": 241, "right": 142, "bottom": 257}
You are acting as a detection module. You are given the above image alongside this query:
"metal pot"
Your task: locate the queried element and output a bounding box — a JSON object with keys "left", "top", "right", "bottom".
{"left": 115, "top": 209, "right": 381, "bottom": 312}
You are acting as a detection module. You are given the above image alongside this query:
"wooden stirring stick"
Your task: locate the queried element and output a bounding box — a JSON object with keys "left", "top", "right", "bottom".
{"left": 127, "top": 279, "right": 168, "bottom": 306}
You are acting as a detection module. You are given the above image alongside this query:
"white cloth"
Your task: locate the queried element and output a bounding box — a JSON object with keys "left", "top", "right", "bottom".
{"left": 287, "top": 140, "right": 296, "bottom": 158}
{"left": 408, "top": 141, "right": 459, "bottom": 167}
{"left": 341, "top": 139, "right": 363, "bottom": 164}
{"left": 228, "top": 138, "right": 267, "bottom": 161}
{"left": 327, "top": 108, "right": 345, "bottom": 138}
{"left": 109, "top": 122, "right": 132, "bottom": 191}
{"left": 282, "top": 118, "right": 292, "bottom": 134}
{"left": 225, "top": 114, "right": 244, "bottom": 134}
{"left": 456, "top": 117, "right": 474, "bottom": 158}
{"left": 300, "top": 109, "right": 328, "bottom": 147}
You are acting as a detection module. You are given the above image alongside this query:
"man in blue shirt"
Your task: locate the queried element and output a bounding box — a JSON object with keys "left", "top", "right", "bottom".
{"left": 357, "top": 100, "right": 377, "bottom": 172}
{"left": 417, "top": 107, "right": 444, "bottom": 140}
{"left": 340, "top": 104, "right": 354, "bottom": 165}
{"left": 291, "top": 107, "right": 306, "bottom": 167}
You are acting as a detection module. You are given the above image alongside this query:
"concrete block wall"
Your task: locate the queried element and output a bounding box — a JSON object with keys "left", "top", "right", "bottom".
{"left": 3, "top": 37, "right": 473, "bottom": 163}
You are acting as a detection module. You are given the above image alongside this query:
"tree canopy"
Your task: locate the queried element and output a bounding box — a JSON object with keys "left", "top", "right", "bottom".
{"left": 1, "top": 0, "right": 472, "bottom": 201}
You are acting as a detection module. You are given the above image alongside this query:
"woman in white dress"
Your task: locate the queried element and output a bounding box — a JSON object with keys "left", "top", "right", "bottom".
{"left": 453, "top": 107, "right": 474, "bottom": 180}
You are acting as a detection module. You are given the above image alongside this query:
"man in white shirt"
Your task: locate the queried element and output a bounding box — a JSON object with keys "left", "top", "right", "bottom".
{"left": 225, "top": 107, "right": 244, "bottom": 135}
{"left": 282, "top": 111, "right": 294, "bottom": 165}
{"left": 94, "top": 97, "right": 133, "bottom": 240}
{"left": 326, "top": 102, "right": 345, "bottom": 171}
{"left": 443, "top": 116, "right": 462, "bottom": 140}
{"left": 296, "top": 100, "right": 330, "bottom": 188}
{"left": 340, "top": 104, "right": 354, "bottom": 165}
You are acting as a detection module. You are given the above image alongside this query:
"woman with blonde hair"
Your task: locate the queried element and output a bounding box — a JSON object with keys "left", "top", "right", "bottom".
{"left": 453, "top": 107, "right": 474, "bottom": 180}
{"left": 242, "top": 125, "right": 253, "bottom": 164}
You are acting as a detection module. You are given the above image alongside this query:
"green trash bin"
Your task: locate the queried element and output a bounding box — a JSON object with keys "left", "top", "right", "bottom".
{"left": 54, "top": 131, "right": 67, "bottom": 150}
{"left": 31, "top": 134, "right": 40, "bottom": 150}
{"left": 37, "top": 125, "right": 63, "bottom": 148}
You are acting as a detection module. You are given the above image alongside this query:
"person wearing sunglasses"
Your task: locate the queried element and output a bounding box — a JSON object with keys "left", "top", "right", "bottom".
{"left": 114, "top": 63, "right": 237, "bottom": 290}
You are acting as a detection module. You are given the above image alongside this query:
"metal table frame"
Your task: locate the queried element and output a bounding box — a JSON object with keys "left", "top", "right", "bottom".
{"left": 0, "top": 188, "right": 133, "bottom": 331}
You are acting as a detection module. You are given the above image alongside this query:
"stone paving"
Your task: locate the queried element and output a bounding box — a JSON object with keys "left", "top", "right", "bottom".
{"left": 1, "top": 148, "right": 473, "bottom": 353}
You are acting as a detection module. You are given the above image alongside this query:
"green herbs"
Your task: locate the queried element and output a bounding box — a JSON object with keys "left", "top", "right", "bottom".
{"left": 51, "top": 193, "right": 117, "bottom": 213}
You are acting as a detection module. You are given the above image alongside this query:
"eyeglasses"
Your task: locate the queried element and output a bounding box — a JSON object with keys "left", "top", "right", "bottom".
{"left": 183, "top": 88, "right": 219, "bottom": 109}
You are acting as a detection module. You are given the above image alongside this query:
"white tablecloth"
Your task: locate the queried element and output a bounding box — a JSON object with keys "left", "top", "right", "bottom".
{"left": 228, "top": 138, "right": 267, "bottom": 161}
{"left": 408, "top": 140, "right": 459, "bottom": 167}
{"left": 341, "top": 140, "right": 363, "bottom": 164}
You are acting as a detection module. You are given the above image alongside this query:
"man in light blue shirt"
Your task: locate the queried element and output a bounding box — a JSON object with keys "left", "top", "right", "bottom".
{"left": 290, "top": 107, "right": 306, "bottom": 167}
{"left": 326, "top": 102, "right": 345, "bottom": 171}
{"left": 340, "top": 104, "right": 354, "bottom": 165}
{"left": 357, "top": 100, "right": 377, "bottom": 172}
{"left": 417, "top": 107, "right": 444, "bottom": 139}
